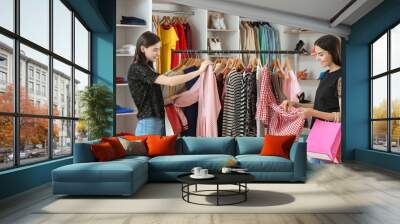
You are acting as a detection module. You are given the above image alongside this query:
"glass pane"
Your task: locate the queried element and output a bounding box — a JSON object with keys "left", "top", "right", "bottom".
{"left": 372, "top": 77, "right": 387, "bottom": 119}
{"left": 0, "top": 35, "right": 14, "bottom": 113}
{"left": 53, "top": 119, "right": 72, "bottom": 158}
{"left": 391, "top": 24, "right": 400, "bottom": 70}
{"left": 20, "top": 117, "right": 49, "bottom": 165}
{"left": 0, "top": 0, "right": 14, "bottom": 31}
{"left": 53, "top": 59, "right": 72, "bottom": 117}
{"left": 75, "top": 18, "right": 89, "bottom": 70}
{"left": 53, "top": 0, "right": 72, "bottom": 60}
{"left": 372, "top": 33, "right": 387, "bottom": 76}
{"left": 74, "top": 69, "right": 89, "bottom": 118}
{"left": 75, "top": 120, "right": 88, "bottom": 143}
{"left": 392, "top": 72, "right": 400, "bottom": 118}
{"left": 392, "top": 120, "right": 400, "bottom": 153}
{"left": 372, "top": 121, "right": 388, "bottom": 151}
{"left": 20, "top": 44, "right": 49, "bottom": 115}
{"left": 0, "top": 116, "right": 14, "bottom": 170}
{"left": 20, "top": 0, "right": 49, "bottom": 49}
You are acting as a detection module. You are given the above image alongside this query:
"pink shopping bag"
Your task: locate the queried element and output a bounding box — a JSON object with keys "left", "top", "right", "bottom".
{"left": 306, "top": 119, "right": 341, "bottom": 164}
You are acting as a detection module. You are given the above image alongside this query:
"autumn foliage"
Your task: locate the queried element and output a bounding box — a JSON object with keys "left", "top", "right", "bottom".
{"left": 0, "top": 84, "right": 59, "bottom": 150}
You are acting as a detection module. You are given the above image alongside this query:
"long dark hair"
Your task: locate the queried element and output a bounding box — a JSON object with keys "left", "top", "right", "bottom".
{"left": 133, "top": 31, "right": 160, "bottom": 67}
{"left": 314, "top": 35, "right": 341, "bottom": 66}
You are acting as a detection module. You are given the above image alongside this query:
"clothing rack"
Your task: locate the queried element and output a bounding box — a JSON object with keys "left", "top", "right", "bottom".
{"left": 172, "top": 50, "right": 302, "bottom": 54}
{"left": 152, "top": 9, "right": 194, "bottom": 16}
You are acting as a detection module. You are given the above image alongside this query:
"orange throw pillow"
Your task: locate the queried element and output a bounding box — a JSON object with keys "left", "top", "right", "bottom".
{"left": 123, "top": 135, "right": 149, "bottom": 142}
{"left": 146, "top": 135, "right": 178, "bottom": 157}
{"left": 101, "top": 137, "right": 126, "bottom": 158}
{"left": 91, "top": 142, "right": 117, "bottom": 161}
{"left": 260, "top": 135, "right": 296, "bottom": 159}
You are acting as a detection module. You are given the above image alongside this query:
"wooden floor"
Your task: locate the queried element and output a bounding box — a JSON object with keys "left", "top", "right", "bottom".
{"left": 1, "top": 162, "right": 400, "bottom": 224}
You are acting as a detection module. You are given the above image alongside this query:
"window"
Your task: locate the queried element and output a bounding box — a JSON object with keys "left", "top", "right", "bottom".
{"left": 0, "top": 1, "right": 91, "bottom": 170}
{"left": 28, "top": 81, "right": 34, "bottom": 94}
{"left": 53, "top": 0, "right": 72, "bottom": 60}
{"left": 0, "top": 35, "right": 13, "bottom": 113}
{"left": 75, "top": 17, "right": 90, "bottom": 70}
{"left": 20, "top": 0, "right": 49, "bottom": 49}
{"left": 0, "top": 116, "right": 13, "bottom": 170}
{"left": 28, "top": 67, "right": 34, "bottom": 80}
{"left": 53, "top": 119, "right": 72, "bottom": 158}
{"left": 370, "top": 23, "right": 400, "bottom": 154}
{"left": 0, "top": 0, "right": 14, "bottom": 32}
{"left": 74, "top": 69, "right": 89, "bottom": 118}
{"left": 53, "top": 59, "right": 71, "bottom": 117}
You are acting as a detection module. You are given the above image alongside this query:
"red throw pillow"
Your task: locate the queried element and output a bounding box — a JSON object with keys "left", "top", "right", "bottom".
{"left": 91, "top": 142, "right": 117, "bottom": 161}
{"left": 123, "top": 135, "right": 149, "bottom": 142}
{"left": 116, "top": 132, "right": 134, "bottom": 137}
{"left": 101, "top": 137, "right": 126, "bottom": 158}
{"left": 260, "top": 135, "right": 296, "bottom": 159}
{"left": 146, "top": 135, "right": 178, "bottom": 157}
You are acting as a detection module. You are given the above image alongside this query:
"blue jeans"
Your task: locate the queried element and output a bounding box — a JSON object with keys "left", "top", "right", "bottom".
{"left": 135, "top": 117, "right": 165, "bottom": 136}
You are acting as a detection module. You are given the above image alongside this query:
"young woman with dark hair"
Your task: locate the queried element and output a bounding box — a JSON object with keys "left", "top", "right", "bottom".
{"left": 128, "top": 31, "right": 212, "bottom": 136}
{"left": 281, "top": 34, "right": 343, "bottom": 126}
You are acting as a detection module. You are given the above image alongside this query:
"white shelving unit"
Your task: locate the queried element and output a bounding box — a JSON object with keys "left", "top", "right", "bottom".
{"left": 207, "top": 11, "right": 240, "bottom": 54}
{"left": 116, "top": 0, "right": 152, "bottom": 134}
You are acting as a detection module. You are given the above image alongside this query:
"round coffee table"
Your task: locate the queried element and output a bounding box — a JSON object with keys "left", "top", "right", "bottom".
{"left": 177, "top": 172, "right": 255, "bottom": 206}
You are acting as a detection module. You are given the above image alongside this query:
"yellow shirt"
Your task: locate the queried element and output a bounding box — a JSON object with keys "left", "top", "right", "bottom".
{"left": 156, "top": 23, "right": 162, "bottom": 73}
{"left": 160, "top": 26, "right": 179, "bottom": 74}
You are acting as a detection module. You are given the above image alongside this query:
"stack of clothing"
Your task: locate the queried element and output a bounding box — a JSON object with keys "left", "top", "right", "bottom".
{"left": 116, "top": 76, "right": 128, "bottom": 84}
{"left": 116, "top": 44, "right": 136, "bottom": 55}
{"left": 120, "top": 16, "right": 146, "bottom": 25}
{"left": 116, "top": 105, "right": 135, "bottom": 114}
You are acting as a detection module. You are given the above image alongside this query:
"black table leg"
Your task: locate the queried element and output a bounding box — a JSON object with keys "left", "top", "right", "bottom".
{"left": 245, "top": 183, "right": 247, "bottom": 201}
{"left": 217, "top": 184, "right": 219, "bottom": 206}
{"left": 195, "top": 184, "right": 197, "bottom": 192}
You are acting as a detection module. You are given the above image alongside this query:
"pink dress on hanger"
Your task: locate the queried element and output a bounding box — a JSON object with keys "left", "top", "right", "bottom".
{"left": 174, "top": 65, "right": 221, "bottom": 137}
{"left": 256, "top": 68, "right": 305, "bottom": 137}
{"left": 282, "top": 70, "right": 301, "bottom": 103}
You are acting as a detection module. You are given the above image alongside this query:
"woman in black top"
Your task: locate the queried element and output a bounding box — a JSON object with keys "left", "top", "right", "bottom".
{"left": 281, "top": 34, "right": 342, "bottom": 126}
{"left": 128, "top": 31, "right": 212, "bottom": 136}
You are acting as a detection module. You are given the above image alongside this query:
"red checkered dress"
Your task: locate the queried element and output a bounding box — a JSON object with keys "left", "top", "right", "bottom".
{"left": 255, "top": 68, "right": 305, "bottom": 137}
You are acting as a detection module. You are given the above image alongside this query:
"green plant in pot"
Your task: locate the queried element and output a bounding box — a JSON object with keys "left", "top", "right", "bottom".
{"left": 79, "top": 84, "right": 113, "bottom": 140}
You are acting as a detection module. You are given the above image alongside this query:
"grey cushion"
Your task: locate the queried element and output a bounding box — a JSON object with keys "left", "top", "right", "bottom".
{"left": 118, "top": 137, "right": 147, "bottom": 156}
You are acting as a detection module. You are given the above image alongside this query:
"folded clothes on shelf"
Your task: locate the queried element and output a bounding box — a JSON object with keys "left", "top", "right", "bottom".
{"left": 116, "top": 44, "right": 136, "bottom": 55}
{"left": 116, "top": 76, "right": 128, "bottom": 84}
{"left": 120, "top": 16, "right": 146, "bottom": 25}
{"left": 116, "top": 105, "right": 135, "bottom": 114}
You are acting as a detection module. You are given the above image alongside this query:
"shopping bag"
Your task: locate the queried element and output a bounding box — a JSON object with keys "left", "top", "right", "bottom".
{"left": 306, "top": 119, "right": 341, "bottom": 164}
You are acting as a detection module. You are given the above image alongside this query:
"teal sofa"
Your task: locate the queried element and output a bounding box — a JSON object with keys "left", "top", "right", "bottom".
{"left": 52, "top": 137, "right": 306, "bottom": 196}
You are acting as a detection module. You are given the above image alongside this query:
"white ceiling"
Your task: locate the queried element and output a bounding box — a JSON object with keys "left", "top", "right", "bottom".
{"left": 221, "top": 0, "right": 352, "bottom": 23}
{"left": 157, "top": 0, "right": 384, "bottom": 37}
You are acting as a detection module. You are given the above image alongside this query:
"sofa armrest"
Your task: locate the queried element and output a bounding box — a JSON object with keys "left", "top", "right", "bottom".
{"left": 73, "top": 140, "right": 99, "bottom": 163}
{"left": 289, "top": 141, "right": 307, "bottom": 181}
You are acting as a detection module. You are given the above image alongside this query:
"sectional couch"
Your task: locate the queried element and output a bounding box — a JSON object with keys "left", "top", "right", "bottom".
{"left": 52, "top": 137, "right": 307, "bottom": 196}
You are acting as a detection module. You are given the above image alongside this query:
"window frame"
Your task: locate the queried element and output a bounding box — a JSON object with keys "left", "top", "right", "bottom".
{"left": 370, "top": 20, "right": 400, "bottom": 154}
{"left": 0, "top": 0, "right": 92, "bottom": 171}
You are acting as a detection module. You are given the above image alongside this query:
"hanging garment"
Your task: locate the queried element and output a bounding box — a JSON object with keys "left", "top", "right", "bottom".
{"left": 181, "top": 66, "right": 199, "bottom": 136}
{"left": 282, "top": 70, "right": 302, "bottom": 103}
{"left": 165, "top": 104, "right": 183, "bottom": 134}
{"left": 160, "top": 25, "right": 179, "bottom": 74}
{"left": 161, "top": 70, "right": 187, "bottom": 99}
{"left": 256, "top": 65, "right": 264, "bottom": 136}
{"left": 222, "top": 70, "right": 242, "bottom": 137}
{"left": 184, "top": 23, "right": 192, "bottom": 50}
{"left": 245, "top": 71, "right": 257, "bottom": 136}
{"left": 174, "top": 65, "right": 221, "bottom": 137}
{"left": 255, "top": 68, "right": 305, "bottom": 137}
{"left": 270, "top": 71, "right": 287, "bottom": 104}
{"left": 171, "top": 23, "right": 187, "bottom": 69}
